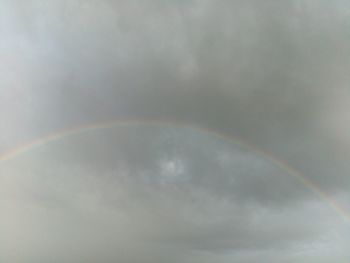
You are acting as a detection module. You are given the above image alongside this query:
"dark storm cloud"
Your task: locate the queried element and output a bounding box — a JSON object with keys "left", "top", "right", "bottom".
{"left": 1, "top": 0, "right": 350, "bottom": 262}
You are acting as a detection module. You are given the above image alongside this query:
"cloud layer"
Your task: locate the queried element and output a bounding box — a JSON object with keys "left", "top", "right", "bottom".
{"left": 1, "top": 1, "right": 350, "bottom": 262}
{"left": 1, "top": 125, "right": 349, "bottom": 262}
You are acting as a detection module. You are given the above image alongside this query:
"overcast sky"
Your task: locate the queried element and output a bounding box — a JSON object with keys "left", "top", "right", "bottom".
{"left": 1, "top": 0, "right": 350, "bottom": 262}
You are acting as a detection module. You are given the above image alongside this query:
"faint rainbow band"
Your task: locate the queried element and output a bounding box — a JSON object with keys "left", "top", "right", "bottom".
{"left": 0, "top": 119, "right": 349, "bottom": 222}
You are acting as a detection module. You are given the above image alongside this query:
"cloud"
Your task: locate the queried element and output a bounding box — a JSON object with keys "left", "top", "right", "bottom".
{"left": 1, "top": 125, "right": 349, "bottom": 262}
{"left": 1, "top": 0, "right": 350, "bottom": 190}
{"left": 1, "top": 1, "right": 350, "bottom": 262}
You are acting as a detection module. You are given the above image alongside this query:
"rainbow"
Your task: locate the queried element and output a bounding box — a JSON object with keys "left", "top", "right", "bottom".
{"left": 0, "top": 119, "right": 349, "bottom": 222}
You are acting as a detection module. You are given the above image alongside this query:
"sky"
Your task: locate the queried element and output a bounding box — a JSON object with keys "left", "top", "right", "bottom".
{"left": 1, "top": 0, "right": 350, "bottom": 262}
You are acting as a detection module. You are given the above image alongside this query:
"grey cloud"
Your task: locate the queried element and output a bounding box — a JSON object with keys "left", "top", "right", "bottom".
{"left": 1, "top": 125, "right": 349, "bottom": 262}
{"left": 1, "top": 1, "right": 350, "bottom": 262}
{"left": 2, "top": 0, "right": 350, "bottom": 191}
